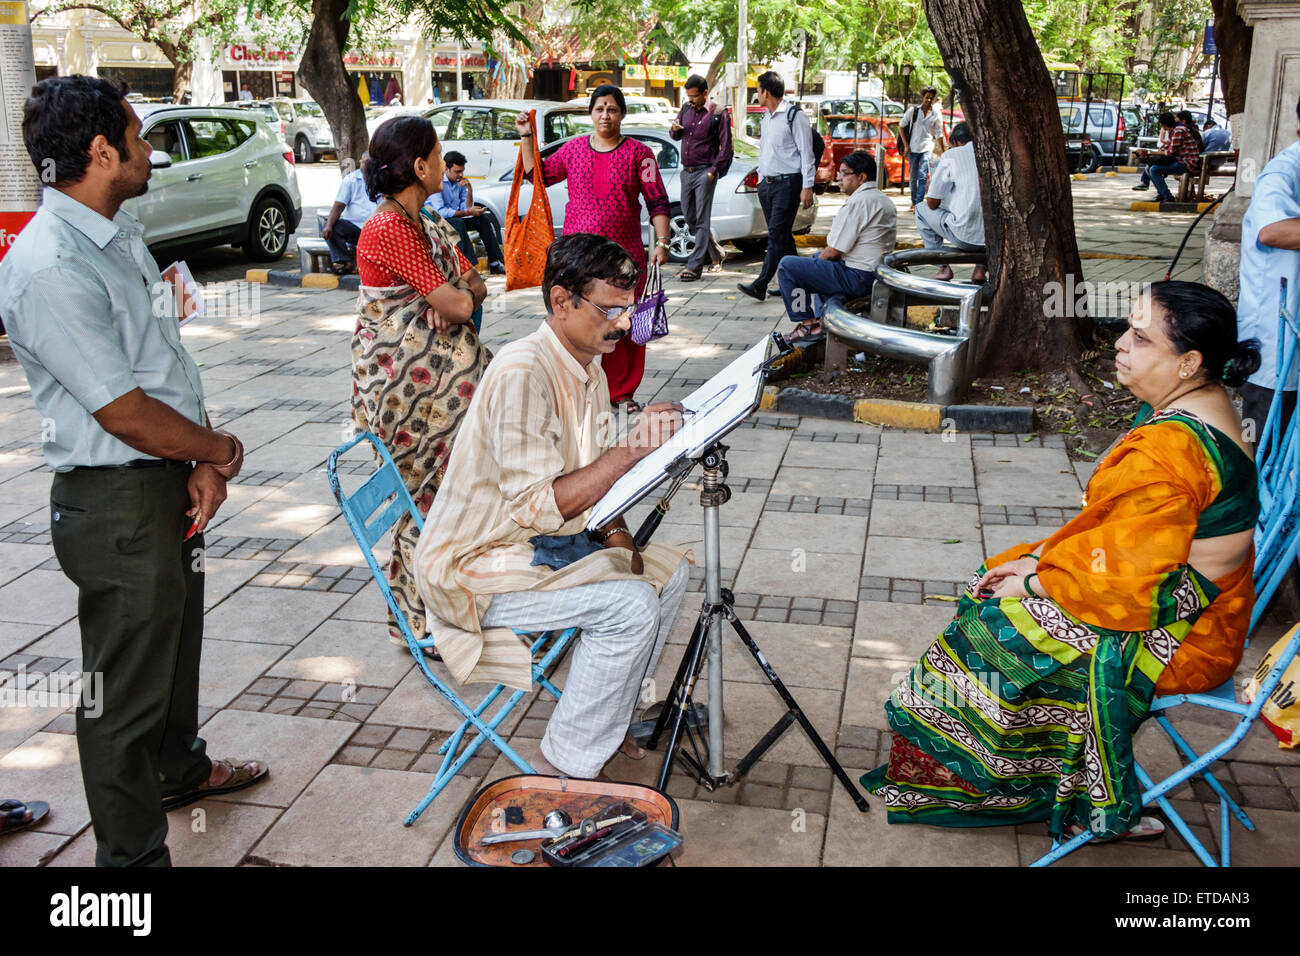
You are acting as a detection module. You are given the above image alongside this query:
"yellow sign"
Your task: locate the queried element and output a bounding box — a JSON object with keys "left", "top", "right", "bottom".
{"left": 624, "top": 64, "right": 688, "bottom": 83}
{"left": 0, "top": 1, "right": 25, "bottom": 24}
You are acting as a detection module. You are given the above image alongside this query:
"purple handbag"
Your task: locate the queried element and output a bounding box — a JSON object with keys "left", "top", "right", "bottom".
{"left": 629, "top": 262, "right": 669, "bottom": 346}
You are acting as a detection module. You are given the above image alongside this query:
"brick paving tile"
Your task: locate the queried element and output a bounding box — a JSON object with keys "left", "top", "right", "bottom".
{"left": 249, "top": 677, "right": 288, "bottom": 696}
{"left": 791, "top": 765, "right": 833, "bottom": 791}
{"left": 388, "top": 728, "right": 433, "bottom": 751}
{"left": 339, "top": 702, "right": 375, "bottom": 721}
{"left": 1238, "top": 785, "right": 1294, "bottom": 810}
{"left": 370, "top": 749, "right": 416, "bottom": 771}
{"left": 336, "top": 745, "right": 378, "bottom": 766}
{"left": 740, "top": 783, "right": 786, "bottom": 810}
{"left": 1230, "top": 762, "right": 1280, "bottom": 786}
{"left": 790, "top": 610, "right": 821, "bottom": 625}
{"left": 823, "top": 611, "right": 856, "bottom": 627}
{"left": 786, "top": 787, "right": 830, "bottom": 816}
{"left": 838, "top": 725, "right": 879, "bottom": 750}
{"left": 745, "top": 762, "right": 789, "bottom": 787}
{"left": 264, "top": 698, "right": 303, "bottom": 716}
{"left": 282, "top": 680, "right": 324, "bottom": 699}
{"left": 231, "top": 694, "right": 271, "bottom": 712}
{"left": 837, "top": 746, "right": 874, "bottom": 768}
{"left": 350, "top": 724, "right": 395, "bottom": 747}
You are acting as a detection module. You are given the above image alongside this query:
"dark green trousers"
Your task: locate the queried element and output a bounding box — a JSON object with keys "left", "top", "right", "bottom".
{"left": 50, "top": 462, "right": 210, "bottom": 867}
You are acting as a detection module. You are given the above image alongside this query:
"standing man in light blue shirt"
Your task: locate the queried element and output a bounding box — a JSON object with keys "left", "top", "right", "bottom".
{"left": 1236, "top": 96, "right": 1300, "bottom": 453}
{"left": 321, "top": 156, "right": 377, "bottom": 273}
{"left": 738, "top": 71, "right": 817, "bottom": 302}
{"left": 0, "top": 77, "right": 269, "bottom": 867}
{"left": 425, "top": 149, "right": 506, "bottom": 275}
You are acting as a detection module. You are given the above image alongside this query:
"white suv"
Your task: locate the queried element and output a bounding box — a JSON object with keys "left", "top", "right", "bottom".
{"left": 127, "top": 104, "right": 303, "bottom": 262}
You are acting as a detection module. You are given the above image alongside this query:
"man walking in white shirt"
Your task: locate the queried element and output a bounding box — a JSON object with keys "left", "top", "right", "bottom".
{"left": 776, "top": 150, "right": 897, "bottom": 342}
{"left": 738, "top": 71, "right": 817, "bottom": 302}
{"left": 915, "top": 122, "right": 985, "bottom": 282}
{"left": 899, "top": 86, "right": 946, "bottom": 209}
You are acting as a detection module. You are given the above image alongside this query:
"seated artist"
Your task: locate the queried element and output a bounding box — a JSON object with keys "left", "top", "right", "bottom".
{"left": 775, "top": 150, "right": 897, "bottom": 344}
{"left": 413, "top": 233, "right": 691, "bottom": 779}
{"left": 862, "top": 281, "right": 1260, "bottom": 842}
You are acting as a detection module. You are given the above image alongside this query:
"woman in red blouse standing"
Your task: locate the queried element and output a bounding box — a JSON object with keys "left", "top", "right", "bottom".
{"left": 353, "top": 114, "right": 489, "bottom": 653}
{"left": 515, "top": 85, "right": 671, "bottom": 410}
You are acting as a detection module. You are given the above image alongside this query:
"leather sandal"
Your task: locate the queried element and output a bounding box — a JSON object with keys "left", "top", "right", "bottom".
{"left": 0, "top": 799, "right": 49, "bottom": 835}
{"left": 679, "top": 269, "right": 700, "bottom": 282}
{"left": 162, "top": 759, "right": 269, "bottom": 812}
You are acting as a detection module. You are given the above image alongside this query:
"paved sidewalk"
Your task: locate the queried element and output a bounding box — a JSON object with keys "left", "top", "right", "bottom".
{"left": 2, "top": 175, "right": 1295, "bottom": 867}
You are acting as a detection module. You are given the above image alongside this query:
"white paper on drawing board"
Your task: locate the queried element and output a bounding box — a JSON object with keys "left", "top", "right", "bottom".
{"left": 586, "top": 335, "right": 772, "bottom": 531}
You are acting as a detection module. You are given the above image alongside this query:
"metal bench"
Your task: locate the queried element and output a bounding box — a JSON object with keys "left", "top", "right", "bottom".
{"left": 822, "top": 248, "right": 990, "bottom": 406}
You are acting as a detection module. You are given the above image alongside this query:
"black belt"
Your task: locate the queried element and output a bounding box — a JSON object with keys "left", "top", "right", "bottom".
{"left": 685, "top": 164, "right": 711, "bottom": 172}
{"left": 762, "top": 173, "right": 799, "bottom": 183}
{"left": 76, "top": 458, "right": 185, "bottom": 471}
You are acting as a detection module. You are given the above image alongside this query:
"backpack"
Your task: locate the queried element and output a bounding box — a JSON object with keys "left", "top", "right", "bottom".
{"left": 677, "top": 103, "right": 734, "bottom": 177}
{"left": 786, "top": 105, "right": 825, "bottom": 172}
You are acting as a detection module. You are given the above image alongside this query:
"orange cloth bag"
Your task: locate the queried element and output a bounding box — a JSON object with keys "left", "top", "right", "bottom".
{"left": 504, "top": 110, "right": 554, "bottom": 291}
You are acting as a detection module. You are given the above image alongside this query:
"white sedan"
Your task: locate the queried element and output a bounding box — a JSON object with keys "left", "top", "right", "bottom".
{"left": 469, "top": 125, "right": 816, "bottom": 264}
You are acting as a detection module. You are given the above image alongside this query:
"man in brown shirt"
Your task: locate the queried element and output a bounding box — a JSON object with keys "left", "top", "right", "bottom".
{"left": 415, "top": 234, "right": 690, "bottom": 778}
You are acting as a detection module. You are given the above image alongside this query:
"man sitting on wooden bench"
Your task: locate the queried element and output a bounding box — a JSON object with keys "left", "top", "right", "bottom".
{"left": 1133, "top": 112, "right": 1201, "bottom": 204}
{"left": 321, "top": 156, "right": 377, "bottom": 275}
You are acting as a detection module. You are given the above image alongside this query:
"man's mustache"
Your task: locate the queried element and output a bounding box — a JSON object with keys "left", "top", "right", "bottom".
{"left": 603, "top": 328, "right": 626, "bottom": 341}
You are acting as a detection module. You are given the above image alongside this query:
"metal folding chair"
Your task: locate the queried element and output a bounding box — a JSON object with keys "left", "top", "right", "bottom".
{"left": 327, "top": 432, "right": 576, "bottom": 825}
{"left": 1033, "top": 622, "right": 1300, "bottom": 867}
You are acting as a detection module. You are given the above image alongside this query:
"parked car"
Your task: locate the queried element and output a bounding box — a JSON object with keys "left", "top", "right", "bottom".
{"left": 797, "top": 95, "right": 903, "bottom": 119}
{"left": 235, "top": 100, "right": 288, "bottom": 144}
{"left": 471, "top": 127, "right": 816, "bottom": 263}
{"left": 260, "top": 98, "right": 335, "bottom": 163}
{"left": 128, "top": 104, "right": 303, "bottom": 262}
{"left": 568, "top": 93, "right": 674, "bottom": 116}
{"left": 824, "top": 115, "right": 906, "bottom": 187}
{"left": 1058, "top": 98, "right": 1126, "bottom": 172}
{"left": 414, "top": 99, "right": 594, "bottom": 182}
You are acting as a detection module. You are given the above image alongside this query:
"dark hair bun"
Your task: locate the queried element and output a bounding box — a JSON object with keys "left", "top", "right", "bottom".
{"left": 1222, "top": 338, "right": 1262, "bottom": 388}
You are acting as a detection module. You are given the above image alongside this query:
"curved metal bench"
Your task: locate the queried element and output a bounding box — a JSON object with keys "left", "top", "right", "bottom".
{"left": 822, "top": 248, "right": 989, "bottom": 406}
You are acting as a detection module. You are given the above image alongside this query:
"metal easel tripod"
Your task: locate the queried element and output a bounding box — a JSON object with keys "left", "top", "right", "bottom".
{"left": 636, "top": 441, "right": 870, "bottom": 812}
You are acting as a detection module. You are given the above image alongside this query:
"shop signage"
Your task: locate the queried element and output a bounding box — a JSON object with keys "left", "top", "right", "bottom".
{"left": 343, "top": 51, "right": 400, "bottom": 68}
{"left": 623, "top": 63, "right": 688, "bottom": 83}
{"left": 0, "top": 0, "right": 40, "bottom": 264}
{"left": 227, "top": 43, "right": 297, "bottom": 64}
{"left": 432, "top": 52, "right": 486, "bottom": 69}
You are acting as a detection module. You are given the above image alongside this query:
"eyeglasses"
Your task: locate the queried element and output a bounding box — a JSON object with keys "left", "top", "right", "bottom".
{"left": 576, "top": 296, "right": 633, "bottom": 322}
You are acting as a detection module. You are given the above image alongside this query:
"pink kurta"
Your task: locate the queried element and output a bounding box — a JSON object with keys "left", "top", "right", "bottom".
{"left": 541, "top": 136, "right": 670, "bottom": 403}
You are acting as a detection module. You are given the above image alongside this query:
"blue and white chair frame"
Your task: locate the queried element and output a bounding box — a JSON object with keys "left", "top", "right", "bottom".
{"left": 327, "top": 432, "right": 576, "bottom": 826}
{"left": 1252, "top": 278, "right": 1300, "bottom": 631}
{"left": 1033, "top": 623, "right": 1300, "bottom": 867}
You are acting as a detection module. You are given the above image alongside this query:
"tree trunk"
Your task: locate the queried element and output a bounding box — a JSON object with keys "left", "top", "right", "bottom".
{"left": 1211, "top": 0, "right": 1252, "bottom": 115}
{"left": 923, "top": 0, "right": 1087, "bottom": 377}
{"left": 171, "top": 58, "right": 193, "bottom": 103}
{"left": 486, "top": 33, "right": 527, "bottom": 99}
{"left": 297, "top": 0, "right": 369, "bottom": 166}
{"left": 704, "top": 47, "right": 725, "bottom": 90}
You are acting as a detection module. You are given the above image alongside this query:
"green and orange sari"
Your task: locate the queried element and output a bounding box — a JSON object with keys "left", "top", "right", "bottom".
{"left": 861, "top": 407, "right": 1258, "bottom": 838}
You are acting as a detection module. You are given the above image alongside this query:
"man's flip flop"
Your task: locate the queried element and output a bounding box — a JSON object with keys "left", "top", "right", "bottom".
{"left": 0, "top": 799, "right": 49, "bottom": 835}
{"left": 162, "top": 759, "right": 269, "bottom": 812}
{"left": 679, "top": 269, "right": 700, "bottom": 282}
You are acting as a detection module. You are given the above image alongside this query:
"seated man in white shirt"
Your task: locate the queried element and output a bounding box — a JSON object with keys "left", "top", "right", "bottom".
{"left": 915, "top": 123, "right": 986, "bottom": 282}
{"left": 775, "top": 150, "right": 897, "bottom": 342}
{"left": 321, "top": 155, "right": 378, "bottom": 273}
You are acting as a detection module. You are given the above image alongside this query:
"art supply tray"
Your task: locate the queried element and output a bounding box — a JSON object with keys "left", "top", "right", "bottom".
{"left": 453, "top": 774, "right": 679, "bottom": 868}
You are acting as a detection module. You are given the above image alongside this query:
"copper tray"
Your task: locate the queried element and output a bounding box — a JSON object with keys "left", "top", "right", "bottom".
{"left": 453, "top": 774, "right": 679, "bottom": 867}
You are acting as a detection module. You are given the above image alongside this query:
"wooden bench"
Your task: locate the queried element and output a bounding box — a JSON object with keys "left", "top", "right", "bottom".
{"left": 1177, "top": 150, "right": 1238, "bottom": 203}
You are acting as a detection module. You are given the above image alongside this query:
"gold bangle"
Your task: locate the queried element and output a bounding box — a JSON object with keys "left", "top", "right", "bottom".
{"left": 600, "top": 527, "right": 628, "bottom": 544}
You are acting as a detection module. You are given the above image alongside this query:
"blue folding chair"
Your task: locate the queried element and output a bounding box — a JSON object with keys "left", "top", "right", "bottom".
{"left": 327, "top": 432, "right": 577, "bottom": 826}
{"left": 1033, "top": 622, "right": 1300, "bottom": 867}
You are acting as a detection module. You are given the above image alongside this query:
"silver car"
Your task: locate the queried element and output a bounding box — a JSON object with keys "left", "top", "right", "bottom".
{"left": 470, "top": 126, "right": 816, "bottom": 264}
{"left": 265, "top": 98, "right": 335, "bottom": 164}
{"left": 128, "top": 104, "right": 303, "bottom": 262}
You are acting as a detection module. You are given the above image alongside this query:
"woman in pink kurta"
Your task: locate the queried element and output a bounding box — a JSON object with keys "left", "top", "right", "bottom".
{"left": 516, "top": 85, "right": 671, "bottom": 406}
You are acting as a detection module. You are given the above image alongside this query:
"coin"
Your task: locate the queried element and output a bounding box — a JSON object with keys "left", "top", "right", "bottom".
{"left": 510, "top": 849, "right": 535, "bottom": 865}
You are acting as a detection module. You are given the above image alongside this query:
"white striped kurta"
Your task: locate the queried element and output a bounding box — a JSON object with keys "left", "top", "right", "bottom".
{"left": 413, "top": 320, "right": 686, "bottom": 689}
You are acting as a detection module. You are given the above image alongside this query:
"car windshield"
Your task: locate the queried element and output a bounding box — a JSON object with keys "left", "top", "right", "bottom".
{"left": 295, "top": 102, "right": 324, "bottom": 118}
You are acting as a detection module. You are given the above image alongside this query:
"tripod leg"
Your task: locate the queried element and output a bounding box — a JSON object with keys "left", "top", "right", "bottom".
{"left": 655, "top": 615, "right": 712, "bottom": 793}
{"left": 729, "top": 616, "right": 870, "bottom": 812}
{"left": 646, "top": 609, "right": 707, "bottom": 750}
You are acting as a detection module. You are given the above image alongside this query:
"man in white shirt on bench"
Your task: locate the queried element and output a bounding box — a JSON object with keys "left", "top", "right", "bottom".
{"left": 914, "top": 122, "right": 985, "bottom": 283}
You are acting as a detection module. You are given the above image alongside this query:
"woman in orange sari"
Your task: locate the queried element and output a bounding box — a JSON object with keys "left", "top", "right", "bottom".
{"left": 862, "top": 281, "right": 1261, "bottom": 840}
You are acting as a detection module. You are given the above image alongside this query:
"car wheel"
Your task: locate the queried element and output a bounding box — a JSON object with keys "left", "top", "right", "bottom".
{"left": 243, "top": 195, "right": 290, "bottom": 262}
{"left": 667, "top": 206, "right": 693, "bottom": 264}
{"left": 1084, "top": 145, "right": 1103, "bottom": 173}
{"left": 732, "top": 236, "right": 768, "bottom": 256}
{"left": 296, "top": 136, "right": 315, "bottom": 164}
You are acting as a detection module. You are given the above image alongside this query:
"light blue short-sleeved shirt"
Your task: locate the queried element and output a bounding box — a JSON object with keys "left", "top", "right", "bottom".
{"left": 334, "top": 169, "right": 378, "bottom": 227}
{"left": 1239, "top": 140, "right": 1300, "bottom": 391}
{"left": 0, "top": 187, "right": 207, "bottom": 470}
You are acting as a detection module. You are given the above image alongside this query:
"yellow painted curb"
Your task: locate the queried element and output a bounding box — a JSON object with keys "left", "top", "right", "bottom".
{"left": 759, "top": 385, "right": 780, "bottom": 410}
{"left": 1071, "top": 173, "right": 1087, "bottom": 181}
{"left": 794, "top": 234, "right": 826, "bottom": 247}
{"left": 246, "top": 269, "right": 269, "bottom": 283}
{"left": 1196, "top": 201, "right": 1214, "bottom": 212}
{"left": 853, "top": 398, "right": 942, "bottom": 430}
{"left": 1103, "top": 171, "right": 1118, "bottom": 178}
{"left": 302, "top": 273, "right": 339, "bottom": 289}
{"left": 767, "top": 348, "right": 806, "bottom": 376}
{"left": 1130, "top": 201, "right": 1161, "bottom": 212}
{"left": 1116, "top": 165, "right": 1139, "bottom": 173}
